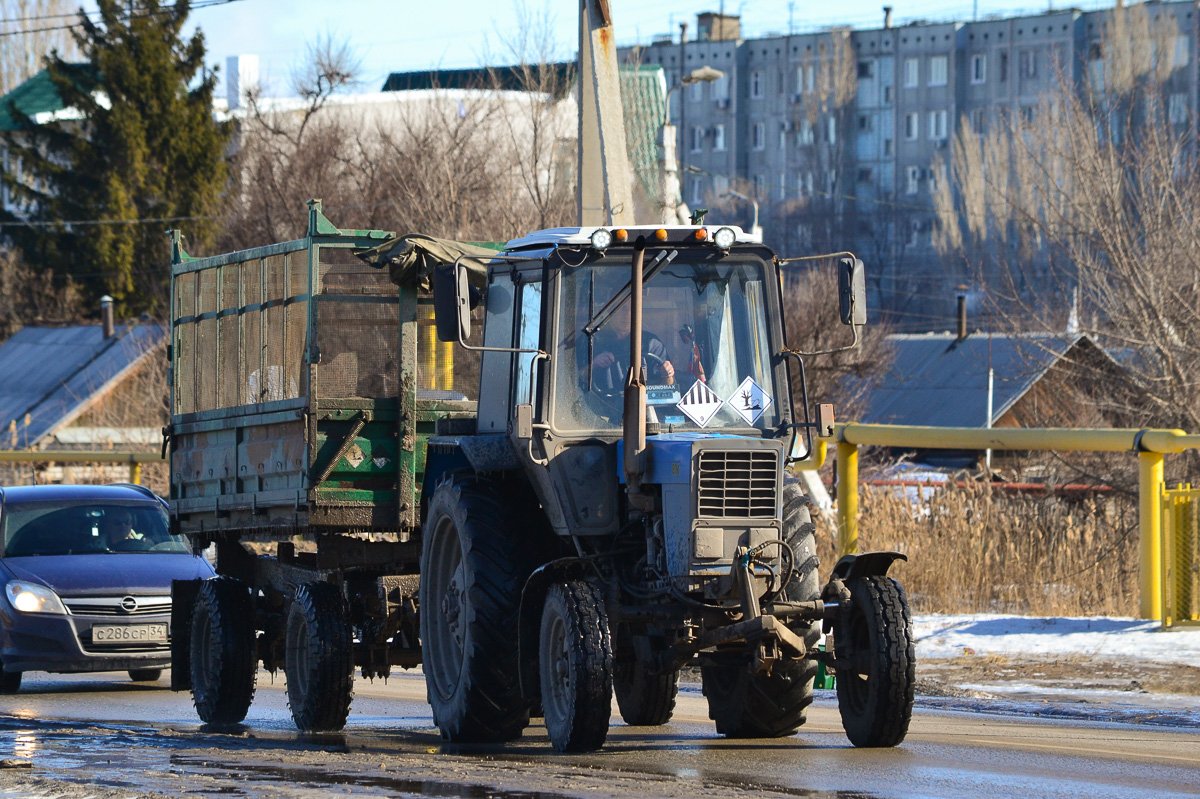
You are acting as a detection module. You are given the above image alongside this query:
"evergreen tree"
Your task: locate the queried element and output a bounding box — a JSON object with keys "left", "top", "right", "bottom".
{"left": 0, "top": 0, "right": 228, "bottom": 315}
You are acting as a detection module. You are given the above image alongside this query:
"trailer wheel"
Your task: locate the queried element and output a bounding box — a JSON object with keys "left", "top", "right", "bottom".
{"left": 128, "top": 668, "right": 162, "bottom": 682}
{"left": 613, "top": 628, "right": 677, "bottom": 726}
{"left": 539, "top": 580, "right": 612, "bottom": 752}
{"left": 834, "top": 575, "right": 915, "bottom": 748}
{"left": 190, "top": 577, "right": 257, "bottom": 725}
{"left": 421, "top": 474, "right": 531, "bottom": 742}
{"left": 285, "top": 582, "right": 354, "bottom": 732}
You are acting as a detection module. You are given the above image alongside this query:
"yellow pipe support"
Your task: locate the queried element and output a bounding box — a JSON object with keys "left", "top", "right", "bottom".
{"left": 1139, "top": 452, "right": 1164, "bottom": 621}
{"left": 788, "top": 438, "right": 827, "bottom": 472}
{"left": 838, "top": 423, "right": 1147, "bottom": 452}
{"left": 129, "top": 462, "right": 142, "bottom": 485}
{"left": 0, "top": 451, "right": 162, "bottom": 464}
{"left": 836, "top": 441, "right": 859, "bottom": 557}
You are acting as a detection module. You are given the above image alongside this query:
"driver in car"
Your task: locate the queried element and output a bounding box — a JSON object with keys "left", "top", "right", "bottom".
{"left": 101, "top": 509, "right": 143, "bottom": 550}
{"left": 586, "top": 304, "right": 675, "bottom": 391}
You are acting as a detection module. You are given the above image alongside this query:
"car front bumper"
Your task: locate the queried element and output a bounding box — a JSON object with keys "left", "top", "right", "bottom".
{"left": 0, "top": 605, "right": 171, "bottom": 674}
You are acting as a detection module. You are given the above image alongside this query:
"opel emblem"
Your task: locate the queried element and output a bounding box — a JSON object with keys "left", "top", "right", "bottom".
{"left": 121, "top": 596, "right": 139, "bottom": 612}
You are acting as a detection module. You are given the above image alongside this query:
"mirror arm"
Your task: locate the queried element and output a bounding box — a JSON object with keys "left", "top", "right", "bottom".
{"left": 779, "top": 349, "right": 815, "bottom": 463}
{"left": 789, "top": 324, "right": 862, "bottom": 357}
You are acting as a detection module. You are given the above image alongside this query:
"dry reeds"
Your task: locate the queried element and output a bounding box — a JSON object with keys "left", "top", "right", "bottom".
{"left": 829, "top": 482, "right": 1140, "bottom": 616}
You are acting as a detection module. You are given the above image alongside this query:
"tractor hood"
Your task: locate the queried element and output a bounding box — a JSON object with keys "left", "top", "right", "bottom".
{"left": 616, "top": 432, "right": 780, "bottom": 485}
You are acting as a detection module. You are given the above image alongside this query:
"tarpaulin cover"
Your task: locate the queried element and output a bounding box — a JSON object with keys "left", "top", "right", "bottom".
{"left": 356, "top": 234, "right": 495, "bottom": 289}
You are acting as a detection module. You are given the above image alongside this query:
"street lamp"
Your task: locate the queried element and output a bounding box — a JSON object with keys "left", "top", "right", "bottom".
{"left": 659, "top": 66, "right": 724, "bottom": 224}
{"left": 721, "top": 190, "right": 761, "bottom": 239}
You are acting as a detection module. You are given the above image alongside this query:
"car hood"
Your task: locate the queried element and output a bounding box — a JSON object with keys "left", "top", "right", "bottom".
{"left": 1, "top": 554, "right": 214, "bottom": 597}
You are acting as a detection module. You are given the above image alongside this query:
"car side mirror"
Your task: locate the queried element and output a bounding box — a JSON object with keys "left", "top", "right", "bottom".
{"left": 432, "top": 264, "right": 472, "bottom": 343}
{"left": 838, "top": 257, "right": 867, "bottom": 326}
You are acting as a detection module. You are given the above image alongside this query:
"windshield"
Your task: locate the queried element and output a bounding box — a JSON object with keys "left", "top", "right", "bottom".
{"left": 553, "top": 257, "right": 781, "bottom": 433}
{"left": 1, "top": 501, "right": 188, "bottom": 556}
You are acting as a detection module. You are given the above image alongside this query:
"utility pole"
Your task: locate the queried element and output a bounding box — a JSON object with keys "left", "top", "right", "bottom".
{"left": 678, "top": 21, "right": 688, "bottom": 200}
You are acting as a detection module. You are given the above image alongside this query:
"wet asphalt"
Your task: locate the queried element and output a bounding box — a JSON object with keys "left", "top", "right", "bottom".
{"left": 1, "top": 668, "right": 1199, "bottom": 799}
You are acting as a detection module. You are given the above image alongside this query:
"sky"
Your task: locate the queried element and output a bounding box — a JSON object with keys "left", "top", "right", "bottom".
{"left": 79, "top": 0, "right": 1119, "bottom": 97}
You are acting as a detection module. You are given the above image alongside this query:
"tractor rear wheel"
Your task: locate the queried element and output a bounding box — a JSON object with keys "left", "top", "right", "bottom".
{"left": 539, "top": 580, "right": 612, "bottom": 752}
{"left": 421, "top": 474, "right": 531, "bottom": 742}
{"left": 834, "top": 575, "right": 915, "bottom": 748}
{"left": 285, "top": 582, "right": 354, "bottom": 732}
{"left": 190, "top": 577, "right": 257, "bottom": 725}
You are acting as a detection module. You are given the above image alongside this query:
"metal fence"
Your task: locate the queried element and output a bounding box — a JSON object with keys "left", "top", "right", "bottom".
{"left": 1163, "top": 486, "right": 1200, "bottom": 628}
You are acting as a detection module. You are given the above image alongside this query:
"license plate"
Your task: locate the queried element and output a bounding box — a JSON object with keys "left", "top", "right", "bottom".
{"left": 92, "top": 624, "right": 168, "bottom": 643}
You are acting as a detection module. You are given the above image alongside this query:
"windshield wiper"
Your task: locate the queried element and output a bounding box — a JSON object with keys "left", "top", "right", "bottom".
{"left": 582, "top": 249, "right": 679, "bottom": 336}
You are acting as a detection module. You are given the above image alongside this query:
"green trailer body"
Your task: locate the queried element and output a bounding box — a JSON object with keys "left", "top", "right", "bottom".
{"left": 167, "top": 201, "right": 471, "bottom": 541}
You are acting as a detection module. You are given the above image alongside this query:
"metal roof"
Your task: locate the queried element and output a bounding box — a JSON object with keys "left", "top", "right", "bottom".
{"left": 0, "top": 64, "right": 93, "bottom": 131}
{"left": 0, "top": 323, "right": 165, "bottom": 450}
{"left": 856, "top": 333, "right": 1088, "bottom": 428}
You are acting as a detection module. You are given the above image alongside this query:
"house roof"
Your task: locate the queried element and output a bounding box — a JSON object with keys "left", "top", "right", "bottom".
{"left": 381, "top": 63, "right": 575, "bottom": 97}
{"left": 0, "top": 65, "right": 92, "bottom": 131}
{"left": 0, "top": 323, "right": 165, "bottom": 450}
{"left": 857, "top": 332, "right": 1090, "bottom": 428}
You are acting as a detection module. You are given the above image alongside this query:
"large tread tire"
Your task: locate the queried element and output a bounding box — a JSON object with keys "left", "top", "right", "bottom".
{"left": 701, "top": 480, "right": 820, "bottom": 738}
{"left": 834, "top": 575, "right": 915, "bottom": 748}
{"left": 421, "top": 474, "right": 532, "bottom": 743}
{"left": 285, "top": 582, "right": 354, "bottom": 732}
{"left": 539, "top": 580, "right": 613, "bottom": 752}
{"left": 0, "top": 659, "right": 21, "bottom": 694}
{"left": 190, "top": 577, "right": 257, "bottom": 725}
{"left": 614, "top": 659, "right": 678, "bottom": 727}
{"left": 128, "top": 668, "right": 163, "bottom": 682}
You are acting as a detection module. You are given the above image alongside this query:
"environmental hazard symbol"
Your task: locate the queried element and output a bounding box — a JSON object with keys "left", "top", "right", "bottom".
{"left": 676, "top": 380, "right": 724, "bottom": 427}
{"left": 727, "top": 376, "right": 773, "bottom": 425}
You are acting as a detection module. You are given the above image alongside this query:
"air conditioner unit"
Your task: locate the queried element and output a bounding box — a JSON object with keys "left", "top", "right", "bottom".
{"left": 782, "top": 120, "right": 795, "bottom": 132}
{"left": 791, "top": 92, "right": 803, "bottom": 104}
{"left": 715, "top": 98, "right": 731, "bottom": 110}
{"left": 933, "top": 138, "right": 947, "bottom": 149}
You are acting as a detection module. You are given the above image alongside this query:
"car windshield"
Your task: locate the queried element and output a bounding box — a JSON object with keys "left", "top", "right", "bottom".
{"left": 552, "top": 257, "right": 780, "bottom": 433}
{"left": 1, "top": 501, "right": 187, "bottom": 556}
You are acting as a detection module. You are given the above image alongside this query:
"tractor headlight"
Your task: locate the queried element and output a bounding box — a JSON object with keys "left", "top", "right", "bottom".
{"left": 590, "top": 228, "right": 613, "bottom": 251}
{"left": 5, "top": 581, "right": 66, "bottom": 615}
{"left": 713, "top": 227, "right": 737, "bottom": 251}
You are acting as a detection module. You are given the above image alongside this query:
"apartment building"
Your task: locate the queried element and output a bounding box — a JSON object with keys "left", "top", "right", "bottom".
{"left": 621, "top": 2, "right": 1200, "bottom": 330}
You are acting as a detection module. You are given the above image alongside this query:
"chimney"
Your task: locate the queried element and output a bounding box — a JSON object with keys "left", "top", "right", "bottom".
{"left": 955, "top": 289, "right": 968, "bottom": 343}
{"left": 883, "top": 6, "right": 894, "bottom": 28}
{"left": 100, "top": 295, "right": 114, "bottom": 339}
{"left": 225, "top": 54, "right": 260, "bottom": 110}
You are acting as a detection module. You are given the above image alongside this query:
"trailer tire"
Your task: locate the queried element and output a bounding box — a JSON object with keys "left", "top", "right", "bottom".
{"left": 128, "top": 668, "right": 162, "bottom": 682}
{"left": 285, "top": 582, "right": 354, "bottom": 732}
{"left": 834, "top": 575, "right": 915, "bottom": 748}
{"left": 421, "top": 474, "right": 531, "bottom": 743}
{"left": 701, "top": 481, "right": 820, "bottom": 738}
{"left": 190, "top": 577, "right": 257, "bottom": 725}
{"left": 539, "top": 580, "right": 612, "bottom": 752}
{"left": 613, "top": 628, "right": 677, "bottom": 726}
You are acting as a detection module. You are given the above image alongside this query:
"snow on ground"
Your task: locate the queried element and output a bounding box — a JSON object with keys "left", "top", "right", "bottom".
{"left": 914, "top": 614, "right": 1200, "bottom": 666}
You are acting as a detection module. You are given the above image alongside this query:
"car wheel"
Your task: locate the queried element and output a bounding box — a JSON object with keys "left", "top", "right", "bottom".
{"left": 129, "top": 668, "right": 163, "bottom": 682}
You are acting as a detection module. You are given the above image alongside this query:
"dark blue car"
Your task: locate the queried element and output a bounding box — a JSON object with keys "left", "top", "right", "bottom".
{"left": 0, "top": 484, "right": 215, "bottom": 692}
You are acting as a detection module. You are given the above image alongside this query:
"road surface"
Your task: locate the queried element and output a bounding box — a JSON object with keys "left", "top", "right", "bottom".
{"left": 0, "top": 669, "right": 1197, "bottom": 799}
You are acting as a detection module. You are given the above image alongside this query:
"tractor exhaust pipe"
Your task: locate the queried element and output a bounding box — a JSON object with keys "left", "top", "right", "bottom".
{"left": 624, "top": 237, "right": 647, "bottom": 495}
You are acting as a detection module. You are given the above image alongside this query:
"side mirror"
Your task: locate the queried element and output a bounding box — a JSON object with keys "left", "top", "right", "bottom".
{"left": 431, "top": 264, "right": 472, "bottom": 343}
{"left": 838, "top": 257, "right": 867, "bottom": 326}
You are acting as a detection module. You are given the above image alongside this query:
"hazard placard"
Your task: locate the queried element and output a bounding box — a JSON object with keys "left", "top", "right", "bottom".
{"left": 726, "top": 377, "right": 773, "bottom": 425}
{"left": 676, "top": 380, "right": 724, "bottom": 427}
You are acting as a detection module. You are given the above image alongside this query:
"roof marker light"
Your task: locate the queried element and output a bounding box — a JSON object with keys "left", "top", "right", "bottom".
{"left": 590, "top": 228, "right": 613, "bottom": 251}
{"left": 694, "top": 228, "right": 708, "bottom": 241}
{"left": 614, "top": 228, "right": 628, "bottom": 242}
{"left": 654, "top": 229, "right": 669, "bottom": 241}
{"left": 713, "top": 227, "right": 737, "bottom": 250}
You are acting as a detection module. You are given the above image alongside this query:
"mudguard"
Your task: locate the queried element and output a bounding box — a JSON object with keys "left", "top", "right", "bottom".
{"left": 829, "top": 551, "right": 908, "bottom": 581}
{"left": 170, "top": 578, "right": 203, "bottom": 692}
{"left": 517, "top": 558, "right": 595, "bottom": 700}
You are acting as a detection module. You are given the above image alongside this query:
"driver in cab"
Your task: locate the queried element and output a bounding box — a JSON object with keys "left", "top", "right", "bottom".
{"left": 100, "top": 509, "right": 144, "bottom": 551}
{"left": 586, "top": 303, "right": 675, "bottom": 391}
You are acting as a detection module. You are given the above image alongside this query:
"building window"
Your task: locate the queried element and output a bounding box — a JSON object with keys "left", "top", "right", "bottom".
{"left": 1169, "top": 93, "right": 1188, "bottom": 125}
{"left": 857, "top": 60, "right": 874, "bottom": 79}
{"left": 858, "top": 114, "right": 871, "bottom": 131}
{"left": 930, "top": 164, "right": 947, "bottom": 194}
{"left": 905, "top": 112, "right": 919, "bottom": 140}
{"left": 713, "top": 123, "right": 727, "bottom": 151}
{"left": 799, "top": 171, "right": 814, "bottom": 196}
{"left": 805, "top": 65, "right": 815, "bottom": 92}
{"left": 929, "top": 55, "right": 948, "bottom": 86}
{"left": 713, "top": 74, "right": 730, "bottom": 100}
{"left": 857, "top": 167, "right": 873, "bottom": 183}
{"left": 691, "top": 177, "right": 705, "bottom": 205}
{"left": 754, "top": 174, "right": 766, "bottom": 198}
{"left": 799, "top": 119, "right": 814, "bottom": 145}
{"left": 1020, "top": 105, "right": 1035, "bottom": 125}
{"left": 884, "top": 137, "right": 894, "bottom": 156}
{"left": 714, "top": 175, "right": 729, "bottom": 196}
{"left": 1020, "top": 50, "right": 1037, "bottom": 79}
{"left": 971, "top": 54, "right": 986, "bottom": 84}
{"left": 824, "top": 170, "right": 838, "bottom": 193}
{"left": 904, "top": 57, "right": 918, "bottom": 87}
{"left": 883, "top": 85, "right": 893, "bottom": 104}
{"left": 750, "top": 70, "right": 764, "bottom": 99}
{"left": 999, "top": 51, "right": 1009, "bottom": 82}
{"left": 928, "top": 109, "right": 947, "bottom": 140}
{"left": 691, "top": 125, "right": 704, "bottom": 152}
{"left": 795, "top": 65, "right": 805, "bottom": 95}
{"left": 1175, "top": 36, "right": 1190, "bottom": 68}
{"left": 688, "top": 80, "right": 704, "bottom": 102}
{"left": 779, "top": 125, "right": 788, "bottom": 150}
{"left": 906, "top": 165, "right": 920, "bottom": 195}
{"left": 969, "top": 108, "right": 985, "bottom": 131}
{"left": 752, "top": 122, "right": 766, "bottom": 150}
{"left": 826, "top": 116, "right": 837, "bottom": 144}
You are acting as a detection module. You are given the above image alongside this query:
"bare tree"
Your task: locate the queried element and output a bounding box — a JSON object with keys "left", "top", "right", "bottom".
{"left": 932, "top": 2, "right": 1200, "bottom": 432}
{"left": 0, "top": 245, "right": 82, "bottom": 340}
{"left": 0, "top": 0, "right": 80, "bottom": 96}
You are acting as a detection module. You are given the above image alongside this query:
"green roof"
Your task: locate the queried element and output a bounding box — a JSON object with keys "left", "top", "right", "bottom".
{"left": 0, "top": 64, "right": 91, "bottom": 132}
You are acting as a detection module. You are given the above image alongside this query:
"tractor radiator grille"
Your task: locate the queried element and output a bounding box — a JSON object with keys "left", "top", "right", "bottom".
{"left": 697, "top": 449, "right": 779, "bottom": 519}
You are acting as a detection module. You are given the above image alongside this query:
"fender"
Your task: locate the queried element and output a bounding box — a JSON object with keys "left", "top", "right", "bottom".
{"left": 517, "top": 557, "right": 595, "bottom": 701}
{"left": 170, "top": 578, "right": 203, "bottom": 692}
{"left": 829, "top": 551, "right": 907, "bottom": 581}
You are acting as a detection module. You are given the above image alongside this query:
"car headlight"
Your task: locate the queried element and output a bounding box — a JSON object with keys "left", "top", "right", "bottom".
{"left": 5, "top": 581, "right": 67, "bottom": 615}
